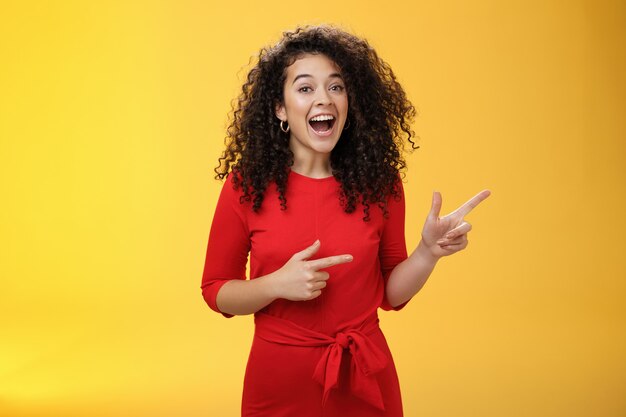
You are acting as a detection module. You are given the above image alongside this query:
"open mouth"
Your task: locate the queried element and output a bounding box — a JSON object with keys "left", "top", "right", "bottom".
{"left": 308, "top": 114, "right": 336, "bottom": 134}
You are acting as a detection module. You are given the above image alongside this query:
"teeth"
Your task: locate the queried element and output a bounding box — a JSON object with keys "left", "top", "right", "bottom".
{"left": 310, "top": 115, "right": 334, "bottom": 122}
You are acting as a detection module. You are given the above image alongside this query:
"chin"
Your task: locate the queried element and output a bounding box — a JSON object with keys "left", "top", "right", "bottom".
{"left": 310, "top": 139, "right": 340, "bottom": 154}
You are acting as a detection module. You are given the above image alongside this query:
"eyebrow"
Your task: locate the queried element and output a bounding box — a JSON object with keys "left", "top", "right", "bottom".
{"left": 292, "top": 73, "right": 343, "bottom": 84}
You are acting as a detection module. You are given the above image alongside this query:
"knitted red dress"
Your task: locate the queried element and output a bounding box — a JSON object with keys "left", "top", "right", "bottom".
{"left": 201, "top": 170, "right": 411, "bottom": 417}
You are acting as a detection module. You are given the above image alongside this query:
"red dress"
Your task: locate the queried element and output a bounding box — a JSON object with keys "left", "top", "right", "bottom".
{"left": 201, "top": 170, "right": 412, "bottom": 417}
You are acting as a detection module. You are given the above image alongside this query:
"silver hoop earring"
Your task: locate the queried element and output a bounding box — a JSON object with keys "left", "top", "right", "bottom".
{"left": 343, "top": 119, "right": 350, "bottom": 130}
{"left": 280, "top": 120, "right": 290, "bottom": 133}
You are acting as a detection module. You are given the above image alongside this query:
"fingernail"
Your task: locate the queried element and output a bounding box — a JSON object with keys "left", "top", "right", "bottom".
{"left": 445, "top": 233, "right": 453, "bottom": 239}
{"left": 345, "top": 255, "right": 353, "bottom": 261}
{"left": 437, "top": 239, "right": 445, "bottom": 244}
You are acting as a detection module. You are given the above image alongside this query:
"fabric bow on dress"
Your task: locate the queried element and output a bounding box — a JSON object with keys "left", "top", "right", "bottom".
{"left": 254, "top": 313, "right": 389, "bottom": 411}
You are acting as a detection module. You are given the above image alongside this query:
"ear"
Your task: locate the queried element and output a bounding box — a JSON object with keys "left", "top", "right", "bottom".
{"left": 275, "top": 102, "right": 287, "bottom": 122}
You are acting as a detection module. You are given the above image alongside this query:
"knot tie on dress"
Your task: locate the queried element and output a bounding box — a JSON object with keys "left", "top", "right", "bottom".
{"left": 254, "top": 313, "right": 389, "bottom": 411}
{"left": 335, "top": 332, "right": 350, "bottom": 349}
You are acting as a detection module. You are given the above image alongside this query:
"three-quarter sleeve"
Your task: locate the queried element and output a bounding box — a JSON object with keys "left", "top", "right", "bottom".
{"left": 379, "top": 179, "right": 411, "bottom": 311}
{"left": 201, "top": 175, "right": 250, "bottom": 318}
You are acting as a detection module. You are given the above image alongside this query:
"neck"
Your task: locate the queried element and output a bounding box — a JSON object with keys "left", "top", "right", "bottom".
{"left": 290, "top": 155, "right": 332, "bottom": 178}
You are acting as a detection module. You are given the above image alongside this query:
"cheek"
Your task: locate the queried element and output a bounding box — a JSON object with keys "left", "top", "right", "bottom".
{"left": 284, "top": 95, "right": 309, "bottom": 116}
{"left": 294, "top": 96, "right": 312, "bottom": 113}
{"left": 339, "top": 97, "right": 349, "bottom": 115}
{"left": 337, "top": 93, "right": 349, "bottom": 109}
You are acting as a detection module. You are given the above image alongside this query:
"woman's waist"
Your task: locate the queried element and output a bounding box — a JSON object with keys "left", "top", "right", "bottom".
{"left": 258, "top": 300, "right": 379, "bottom": 333}
{"left": 253, "top": 308, "right": 381, "bottom": 342}
{"left": 252, "top": 309, "right": 390, "bottom": 410}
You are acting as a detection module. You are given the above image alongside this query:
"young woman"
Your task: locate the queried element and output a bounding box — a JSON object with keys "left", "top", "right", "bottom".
{"left": 201, "top": 25, "right": 490, "bottom": 417}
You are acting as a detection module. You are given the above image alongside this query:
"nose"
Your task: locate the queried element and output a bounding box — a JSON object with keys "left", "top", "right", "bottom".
{"left": 314, "top": 89, "right": 332, "bottom": 106}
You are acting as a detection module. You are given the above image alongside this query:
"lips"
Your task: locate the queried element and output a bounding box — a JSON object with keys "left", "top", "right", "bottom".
{"left": 308, "top": 114, "right": 336, "bottom": 135}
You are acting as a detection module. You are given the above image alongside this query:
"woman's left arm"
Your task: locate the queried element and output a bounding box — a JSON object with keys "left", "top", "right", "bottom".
{"left": 385, "top": 189, "right": 491, "bottom": 308}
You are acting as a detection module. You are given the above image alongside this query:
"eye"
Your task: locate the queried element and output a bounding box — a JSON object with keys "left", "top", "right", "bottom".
{"left": 330, "top": 84, "right": 345, "bottom": 92}
{"left": 298, "top": 86, "right": 313, "bottom": 93}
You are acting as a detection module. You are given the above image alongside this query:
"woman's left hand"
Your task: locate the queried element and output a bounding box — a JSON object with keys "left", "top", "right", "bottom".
{"left": 419, "top": 190, "right": 491, "bottom": 259}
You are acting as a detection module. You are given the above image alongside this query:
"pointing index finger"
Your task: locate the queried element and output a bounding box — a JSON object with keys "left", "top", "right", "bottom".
{"left": 453, "top": 189, "right": 491, "bottom": 217}
{"left": 307, "top": 254, "right": 353, "bottom": 271}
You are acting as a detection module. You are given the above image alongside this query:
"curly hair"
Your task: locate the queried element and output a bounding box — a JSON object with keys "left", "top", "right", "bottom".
{"left": 215, "top": 24, "right": 417, "bottom": 220}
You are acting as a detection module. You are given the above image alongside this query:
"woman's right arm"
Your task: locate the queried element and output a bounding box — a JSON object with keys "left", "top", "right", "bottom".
{"left": 215, "top": 239, "right": 353, "bottom": 316}
{"left": 202, "top": 177, "right": 353, "bottom": 317}
{"left": 214, "top": 274, "right": 278, "bottom": 316}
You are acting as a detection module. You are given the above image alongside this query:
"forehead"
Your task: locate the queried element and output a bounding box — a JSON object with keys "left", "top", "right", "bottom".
{"left": 284, "top": 53, "right": 341, "bottom": 80}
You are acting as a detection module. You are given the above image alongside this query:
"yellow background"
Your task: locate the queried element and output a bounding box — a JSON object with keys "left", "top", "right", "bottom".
{"left": 1, "top": 1, "right": 624, "bottom": 416}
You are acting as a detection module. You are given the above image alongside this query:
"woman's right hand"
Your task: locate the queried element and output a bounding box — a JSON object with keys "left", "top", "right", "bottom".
{"left": 270, "top": 240, "right": 353, "bottom": 301}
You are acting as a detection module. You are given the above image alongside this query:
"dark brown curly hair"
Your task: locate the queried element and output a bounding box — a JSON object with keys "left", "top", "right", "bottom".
{"left": 215, "top": 24, "right": 417, "bottom": 220}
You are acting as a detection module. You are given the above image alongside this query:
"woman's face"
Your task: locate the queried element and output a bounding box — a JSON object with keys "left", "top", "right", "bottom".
{"left": 275, "top": 53, "right": 349, "bottom": 160}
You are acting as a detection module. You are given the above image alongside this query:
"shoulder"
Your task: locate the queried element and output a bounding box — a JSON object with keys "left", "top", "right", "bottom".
{"left": 387, "top": 174, "right": 406, "bottom": 201}
{"left": 383, "top": 174, "right": 406, "bottom": 217}
{"left": 217, "top": 173, "right": 238, "bottom": 199}
{"left": 216, "top": 172, "right": 252, "bottom": 211}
